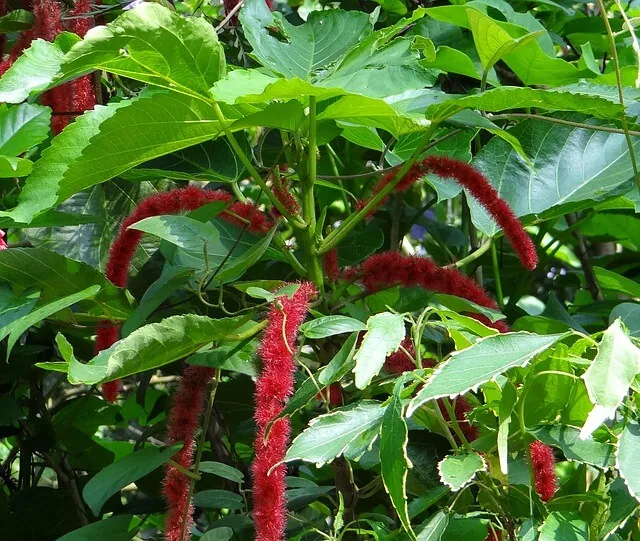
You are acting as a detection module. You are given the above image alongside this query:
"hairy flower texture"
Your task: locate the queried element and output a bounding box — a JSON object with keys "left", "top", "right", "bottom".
{"left": 66, "top": 0, "right": 97, "bottom": 120}
{"left": 359, "top": 156, "right": 537, "bottom": 270}
{"left": 273, "top": 182, "right": 299, "bottom": 216}
{"left": 163, "top": 365, "right": 215, "bottom": 541}
{"left": 96, "top": 186, "right": 272, "bottom": 402}
{"left": 486, "top": 529, "right": 501, "bottom": 541}
{"left": 253, "top": 282, "right": 316, "bottom": 541}
{"left": 529, "top": 440, "right": 557, "bottom": 502}
{"left": 316, "top": 383, "right": 342, "bottom": 406}
{"left": 439, "top": 397, "right": 479, "bottom": 442}
{"left": 384, "top": 337, "right": 416, "bottom": 373}
{"left": 323, "top": 248, "right": 340, "bottom": 283}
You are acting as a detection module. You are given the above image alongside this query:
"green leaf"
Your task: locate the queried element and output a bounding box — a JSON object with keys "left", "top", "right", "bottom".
{"left": 0, "top": 155, "right": 32, "bottom": 177}
{"left": 616, "top": 421, "right": 640, "bottom": 503}
{"left": 407, "top": 333, "right": 564, "bottom": 416}
{"left": 83, "top": 444, "right": 181, "bottom": 515}
{"left": 239, "top": 0, "right": 372, "bottom": 80}
{"left": 285, "top": 401, "right": 386, "bottom": 467}
{"left": 0, "top": 36, "right": 71, "bottom": 104}
{"left": 610, "top": 303, "right": 640, "bottom": 337}
{"left": 0, "top": 248, "right": 132, "bottom": 320}
{"left": 55, "top": 515, "right": 137, "bottom": 541}
{"left": 129, "top": 215, "right": 221, "bottom": 258}
{"left": 193, "top": 490, "right": 245, "bottom": 510}
{"left": 4, "top": 285, "right": 100, "bottom": 360}
{"left": 426, "top": 86, "right": 625, "bottom": 123}
{"left": 300, "top": 315, "right": 367, "bottom": 339}
{"left": 380, "top": 376, "right": 415, "bottom": 539}
{"left": 529, "top": 425, "right": 615, "bottom": 468}
{"left": 45, "top": 314, "right": 247, "bottom": 384}
{"left": 416, "top": 510, "right": 449, "bottom": 541}
{"left": 199, "top": 462, "right": 245, "bottom": 483}
{"left": 337, "top": 228, "right": 385, "bottom": 266}
{"left": 602, "top": 478, "right": 640, "bottom": 537}
{"left": 213, "top": 226, "right": 276, "bottom": 285}
{"left": 580, "top": 319, "right": 640, "bottom": 438}
{"left": 187, "top": 340, "right": 259, "bottom": 377}
{"left": 275, "top": 333, "right": 357, "bottom": 422}
{"left": 0, "top": 99, "right": 135, "bottom": 224}
{"left": 437, "top": 452, "right": 486, "bottom": 491}
{"left": 61, "top": 3, "right": 225, "bottom": 99}
{"left": 469, "top": 114, "right": 640, "bottom": 236}
{"left": 0, "top": 9, "right": 33, "bottom": 32}
{"left": 0, "top": 286, "right": 40, "bottom": 333}
{"left": 201, "top": 528, "right": 235, "bottom": 541}
{"left": 354, "top": 312, "right": 406, "bottom": 389}
{"left": 0, "top": 103, "right": 51, "bottom": 156}
{"left": 538, "top": 512, "right": 589, "bottom": 541}
{"left": 594, "top": 267, "right": 640, "bottom": 298}
{"left": 467, "top": 8, "right": 541, "bottom": 72}
{"left": 497, "top": 382, "right": 517, "bottom": 474}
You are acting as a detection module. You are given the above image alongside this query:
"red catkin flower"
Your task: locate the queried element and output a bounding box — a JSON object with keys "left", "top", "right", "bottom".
{"left": 384, "top": 337, "right": 416, "bottom": 374}
{"left": 97, "top": 186, "right": 273, "bottom": 402}
{"left": 486, "top": 529, "right": 501, "bottom": 541}
{"left": 358, "top": 156, "right": 538, "bottom": 270}
{"left": 163, "top": 365, "right": 215, "bottom": 541}
{"left": 323, "top": 248, "right": 340, "bottom": 283}
{"left": 252, "top": 282, "right": 316, "bottom": 541}
{"left": 316, "top": 383, "right": 342, "bottom": 406}
{"left": 360, "top": 251, "right": 505, "bottom": 319}
{"left": 439, "top": 397, "right": 479, "bottom": 443}
{"left": 529, "top": 440, "right": 557, "bottom": 502}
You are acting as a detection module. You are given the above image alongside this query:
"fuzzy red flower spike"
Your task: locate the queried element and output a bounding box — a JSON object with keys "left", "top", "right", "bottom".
{"left": 529, "top": 440, "right": 557, "bottom": 502}
{"left": 252, "top": 282, "right": 316, "bottom": 541}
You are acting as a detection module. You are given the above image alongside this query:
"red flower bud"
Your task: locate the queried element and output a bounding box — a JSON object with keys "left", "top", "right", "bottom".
{"left": 529, "top": 440, "right": 557, "bottom": 502}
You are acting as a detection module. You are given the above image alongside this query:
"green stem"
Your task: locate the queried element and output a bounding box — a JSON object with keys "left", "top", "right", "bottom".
{"left": 489, "top": 113, "right": 640, "bottom": 137}
{"left": 300, "top": 97, "right": 325, "bottom": 293}
{"left": 274, "top": 235, "right": 307, "bottom": 277}
{"left": 450, "top": 240, "right": 492, "bottom": 268}
{"left": 597, "top": 0, "right": 640, "bottom": 193}
{"left": 209, "top": 101, "right": 306, "bottom": 227}
{"left": 491, "top": 240, "right": 504, "bottom": 309}
{"left": 318, "top": 123, "right": 439, "bottom": 255}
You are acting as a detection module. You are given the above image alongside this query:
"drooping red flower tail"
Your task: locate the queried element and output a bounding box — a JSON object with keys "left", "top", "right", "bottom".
{"left": 163, "top": 365, "right": 215, "bottom": 541}
{"left": 359, "top": 251, "right": 509, "bottom": 333}
{"left": 252, "top": 282, "right": 316, "bottom": 541}
{"left": 323, "top": 248, "right": 340, "bottom": 283}
{"left": 529, "top": 440, "right": 556, "bottom": 502}
{"left": 358, "top": 156, "right": 537, "bottom": 270}
{"left": 316, "top": 383, "right": 342, "bottom": 406}
{"left": 486, "top": 529, "right": 502, "bottom": 541}
{"left": 96, "top": 186, "right": 273, "bottom": 402}
{"left": 439, "top": 397, "right": 479, "bottom": 442}
{"left": 422, "top": 156, "right": 537, "bottom": 270}
{"left": 384, "top": 337, "right": 415, "bottom": 373}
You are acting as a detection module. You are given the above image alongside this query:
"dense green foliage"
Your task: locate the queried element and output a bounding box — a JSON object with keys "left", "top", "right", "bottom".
{"left": 1, "top": 0, "right": 640, "bottom": 540}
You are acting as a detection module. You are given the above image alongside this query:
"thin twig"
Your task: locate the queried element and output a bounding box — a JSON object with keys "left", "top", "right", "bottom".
{"left": 216, "top": 0, "right": 244, "bottom": 33}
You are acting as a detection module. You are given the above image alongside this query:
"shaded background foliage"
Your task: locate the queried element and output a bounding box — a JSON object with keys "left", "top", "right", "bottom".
{"left": 1, "top": 0, "right": 640, "bottom": 540}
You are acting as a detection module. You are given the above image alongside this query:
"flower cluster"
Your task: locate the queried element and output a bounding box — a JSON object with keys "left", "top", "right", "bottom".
{"left": 252, "top": 282, "right": 316, "bottom": 541}
{"left": 1, "top": 0, "right": 98, "bottom": 132}
{"left": 97, "top": 186, "right": 272, "bottom": 402}
{"left": 529, "top": 440, "right": 557, "bottom": 502}
{"left": 358, "top": 156, "right": 538, "bottom": 270}
{"left": 163, "top": 366, "right": 215, "bottom": 541}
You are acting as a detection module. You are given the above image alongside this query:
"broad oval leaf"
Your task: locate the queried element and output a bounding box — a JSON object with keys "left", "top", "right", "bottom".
{"left": 56, "top": 515, "right": 137, "bottom": 541}
{"left": 469, "top": 114, "right": 640, "bottom": 236}
{"left": 43, "top": 314, "right": 247, "bottom": 384}
{"left": 129, "top": 215, "right": 221, "bottom": 256}
{"left": 538, "top": 512, "right": 589, "bottom": 541}
{"left": 83, "top": 444, "right": 181, "bottom": 516}
{"left": 0, "top": 103, "right": 51, "bottom": 156}
{"left": 602, "top": 478, "right": 640, "bottom": 537}
{"left": 199, "top": 462, "right": 245, "bottom": 483}
{"left": 61, "top": 3, "right": 225, "bottom": 98}
{"left": 354, "top": 312, "right": 406, "bottom": 389}
{"left": 300, "top": 315, "right": 367, "bottom": 339}
{"left": 202, "top": 528, "right": 235, "bottom": 541}
{"left": 285, "top": 401, "right": 386, "bottom": 467}
{"left": 616, "top": 421, "right": 640, "bottom": 503}
{"left": 193, "top": 489, "right": 245, "bottom": 510}
{"left": 580, "top": 319, "right": 640, "bottom": 439}
{"left": 0, "top": 248, "right": 132, "bottom": 320}
{"left": 438, "top": 452, "right": 486, "bottom": 491}
{"left": 407, "top": 332, "right": 564, "bottom": 416}
{"left": 239, "top": 0, "right": 372, "bottom": 81}
{"left": 416, "top": 510, "right": 449, "bottom": 541}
